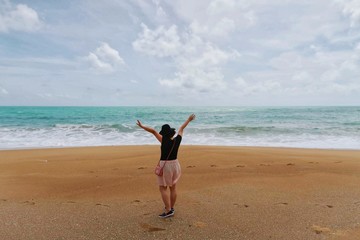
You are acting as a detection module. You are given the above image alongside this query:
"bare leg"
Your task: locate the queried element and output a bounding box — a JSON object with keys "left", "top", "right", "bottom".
{"left": 169, "top": 184, "right": 177, "bottom": 209}
{"left": 159, "top": 186, "right": 170, "bottom": 211}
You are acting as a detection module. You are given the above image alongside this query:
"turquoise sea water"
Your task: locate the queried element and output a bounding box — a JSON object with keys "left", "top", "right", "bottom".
{"left": 0, "top": 106, "right": 359, "bottom": 149}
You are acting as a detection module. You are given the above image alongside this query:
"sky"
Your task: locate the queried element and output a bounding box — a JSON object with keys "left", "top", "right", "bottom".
{"left": 0, "top": 0, "right": 360, "bottom": 106}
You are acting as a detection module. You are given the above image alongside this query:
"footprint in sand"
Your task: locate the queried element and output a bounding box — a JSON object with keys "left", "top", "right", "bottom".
{"left": 95, "top": 203, "right": 110, "bottom": 208}
{"left": 186, "top": 165, "right": 196, "bottom": 168}
{"left": 312, "top": 225, "right": 331, "bottom": 235}
{"left": 236, "top": 165, "right": 245, "bottom": 168}
{"left": 132, "top": 200, "right": 148, "bottom": 207}
{"left": 260, "top": 164, "right": 271, "bottom": 166}
{"left": 23, "top": 201, "right": 35, "bottom": 205}
{"left": 1, "top": 199, "right": 7, "bottom": 202}
{"left": 233, "top": 203, "right": 249, "bottom": 208}
{"left": 286, "top": 163, "right": 295, "bottom": 166}
{"left": 334, "top": 161, "right": 342, "bottom": 163}
{"left": 275, "top": 202, "right": 288, "bottom": 206}
{"left": 210, "top": 165, "right": 217, "bottom": 167}
{"left": 138, "top": 167, "right": 146, "bottom": 170}
{"left": 140, "top": 223, "right": 166, "bottom": 232}
{"left": 315, "top": 204, "right": 334, "bottom": 208}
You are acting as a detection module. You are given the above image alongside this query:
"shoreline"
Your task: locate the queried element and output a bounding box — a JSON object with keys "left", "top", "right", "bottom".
{"left": 1, "top": 145, "right": 360, "bottom": 239}
{"left": 2, "top": 144, "right": 360, "bottom": 152}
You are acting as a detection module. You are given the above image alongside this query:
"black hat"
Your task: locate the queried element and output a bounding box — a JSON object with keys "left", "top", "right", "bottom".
{"left": 159, "top": 124, "right": 176, "bottom": 136}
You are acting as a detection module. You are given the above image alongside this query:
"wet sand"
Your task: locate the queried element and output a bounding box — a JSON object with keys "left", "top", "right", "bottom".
{"left": 1, "top": 146, "right": 360, "bottom": 239}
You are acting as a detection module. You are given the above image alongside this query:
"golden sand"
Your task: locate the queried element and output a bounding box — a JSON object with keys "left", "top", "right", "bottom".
{"left": 0, "top": 146, "right": 360, "bottom": 239}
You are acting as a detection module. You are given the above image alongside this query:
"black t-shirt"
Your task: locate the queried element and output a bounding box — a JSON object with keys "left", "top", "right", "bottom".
{"left": 160, "top": 135, "right": 182, "bottom": 160}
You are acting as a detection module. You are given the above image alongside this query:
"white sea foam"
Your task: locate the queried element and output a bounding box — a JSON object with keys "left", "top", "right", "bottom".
{"left": 1, "top": 126, "right": 359, "bottom": 150}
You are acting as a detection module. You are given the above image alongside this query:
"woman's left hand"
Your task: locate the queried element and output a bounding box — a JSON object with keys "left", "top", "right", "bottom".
{"left": 188, "top": 114, "right": 196, "bottom": 122}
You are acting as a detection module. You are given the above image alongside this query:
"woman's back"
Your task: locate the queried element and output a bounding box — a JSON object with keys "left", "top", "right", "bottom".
{"left": 160, "top": 135, "right": 182, "bottom": 160}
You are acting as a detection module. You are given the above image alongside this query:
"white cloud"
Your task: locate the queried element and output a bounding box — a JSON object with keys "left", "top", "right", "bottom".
{"left": 132, "top": 23, "right": 182, "bottom": 57}
{"left": 234, "top": 77, "right": 247, "bottom": 88}
{"left": 133, "top": 24, "right": 238, "bottom": 93}
{"left": 152, "top": 0, "right": 167, "bottom": 19}
{"left": 338, "top": 0, "right": 360, "bottom": 27}
{"left": 86, "top": 52, "right": 113, "bottom": 73}
{"left": 190, "top": 17, "right": 236, "bottom": 38}
{"left": 181, "top": 42, "right": 238, "bottom": 67}
{"left": 130, "top": 79, "right": 138, "bottom": 84}
{"left": 234, "top": 42, "right": 360, "bottom": 97}
{"left": 85, "top": 43, "right": 125, "bottom": 73}
{"left": 207, "top": 0, "right": 237, "bottom": 15}
{"left": 156, "top": 6, "right": 167, "bottom": 18}
{"left": 249, "top": 1, "right": 347, "bottom": 52}
{"left": 159, "top": 67, "right": 227, "bottom": 93}
{"left": 243, "top": 10, "right": 257, "bottom": 26}
{"left": 234, "top": 77, "right": 281, "bottom": 96}
{"left": 131, "top": 0, "right": 169, "bottom": 24}
{"left": 170, "top": 0, "right": 257, "bottom": 40}
{"left": 95, "top": 43, "right": 125, "bottom": 66}
{"left": 0, "top": 2, "right": 42, "bottom": 32}
{"left": 0, "top": 87, "right": 8, "bottom": 95}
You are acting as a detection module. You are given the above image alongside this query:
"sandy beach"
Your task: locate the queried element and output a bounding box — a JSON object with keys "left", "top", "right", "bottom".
{"left": 1, "top": 145, "right": 360, "bottom": 239}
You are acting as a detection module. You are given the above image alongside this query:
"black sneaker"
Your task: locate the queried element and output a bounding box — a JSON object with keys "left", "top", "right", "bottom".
{"left": 158, "top": 212, "right": 168, "bottom": 218}
{"left": 158, "top": 209, "right": 174, "bottom": 218}
{"left": 166, "top": 208, "right": 174, "bottom": 217}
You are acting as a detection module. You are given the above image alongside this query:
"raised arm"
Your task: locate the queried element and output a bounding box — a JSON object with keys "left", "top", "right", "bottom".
{"left": 178, "top": 114, "right": 196, "bottom": 137}
{"left": 136, "top": 120, "right": 162, "bottom": 143}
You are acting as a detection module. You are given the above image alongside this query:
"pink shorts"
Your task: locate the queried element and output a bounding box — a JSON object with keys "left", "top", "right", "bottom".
{"left": 157, "top": 159, "right": 181, "bottom": 187}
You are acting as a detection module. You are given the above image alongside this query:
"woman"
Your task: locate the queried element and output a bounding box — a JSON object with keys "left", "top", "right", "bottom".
{"left": 136, "top": 114, "right": 195, "bottom": 218}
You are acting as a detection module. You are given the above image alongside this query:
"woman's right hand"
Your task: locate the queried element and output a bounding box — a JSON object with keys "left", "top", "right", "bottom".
{"left": 136, "top": 120, "right": 143, "bottom": 128}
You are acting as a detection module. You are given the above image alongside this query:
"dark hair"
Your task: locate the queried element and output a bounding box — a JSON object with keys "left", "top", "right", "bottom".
{"left": 159, "top": 124, "right": 176, "bottom": 137}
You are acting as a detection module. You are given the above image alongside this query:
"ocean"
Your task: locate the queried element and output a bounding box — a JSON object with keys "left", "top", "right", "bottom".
{"left": 0, "top": 106, "right": 359, "bottom": 150}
